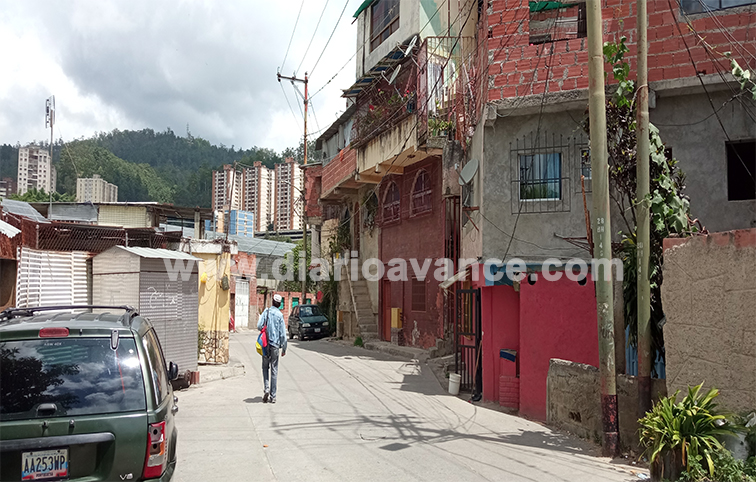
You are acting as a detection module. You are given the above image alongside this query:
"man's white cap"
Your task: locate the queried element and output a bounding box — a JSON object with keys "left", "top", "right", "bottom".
{"left": 273, "top": 294, "right": 283, "bottom": 303}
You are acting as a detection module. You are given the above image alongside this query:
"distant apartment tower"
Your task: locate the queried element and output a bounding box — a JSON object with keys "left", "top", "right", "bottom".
{"left": 17, "top": 146, "right": 56, "bottom": 195}
{"left": 211, "top": 164, "right": 242, "bottom": 212}
{"left": 76, "top": 174, "right": 118, "bottom": 203}
{"left": 242, "top": 162, "right": 274, "bottom": 231}
{"left": 274, "top": 157, "right": 303, "bottom": 231}
{"left": 0, "top": 178, "right": 16, "bottom": 198}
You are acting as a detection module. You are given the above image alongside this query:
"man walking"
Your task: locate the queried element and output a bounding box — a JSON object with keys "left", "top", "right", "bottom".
{"left": 258, "top": 294, "right": 287, "bottom": 403}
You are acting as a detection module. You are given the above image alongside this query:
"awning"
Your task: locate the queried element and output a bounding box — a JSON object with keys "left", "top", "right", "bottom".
{"left": 529, "top": 1, "right": 579, "bottom": 12}
{"left": 353, "top": 0, "right": 376, "bottom": 18}
{"left": 0, "top": 219, "right": 20, "bottom": 238}
{"left": 342, "top": 37, "right": 415, "bottom": 97}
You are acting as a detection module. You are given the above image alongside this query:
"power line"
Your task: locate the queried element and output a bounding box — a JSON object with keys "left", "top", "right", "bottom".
{"left": 310, "top": 0, "right": 448, "bottom": 100}
{"left": 309, "top": 0, "right": 351, "bottom": 76}
{"left": 296, "top": 0, "right": 331, "bottom": 75}
{"left": 669, "top": 0, "right": 756, "bottom": 183}
{"left": 280, "top": 82, "right": 302, "bottom": 131}
{"left": 281, "top": 0, "right": 306, "bottom": 73}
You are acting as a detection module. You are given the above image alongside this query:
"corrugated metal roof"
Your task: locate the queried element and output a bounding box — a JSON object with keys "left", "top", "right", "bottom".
{"left": 0, "top": 219, "right": 21, "bottom": 238}
{"left": 206, "top": 231, "right": 295, "bottom": 257}
{"left": 114, "top": 246, "right": 200, "bottom": 260}
{"left": 1, "top": 199, "right": 49, "bottom": 223}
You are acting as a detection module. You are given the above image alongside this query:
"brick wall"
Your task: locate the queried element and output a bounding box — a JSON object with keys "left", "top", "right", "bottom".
{"left": 486, "top": 0, "right": 756, "bottom": 101}
{"left": 321, "top": 147, "right": 356, "bottom": 196}
{"left": 304, "top": 164, "right": 323, "bottom": 218}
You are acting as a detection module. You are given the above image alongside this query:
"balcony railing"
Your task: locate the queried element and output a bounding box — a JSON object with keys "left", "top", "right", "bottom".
{"left": 416, "top": 36, "right": 477, "bottom": 147}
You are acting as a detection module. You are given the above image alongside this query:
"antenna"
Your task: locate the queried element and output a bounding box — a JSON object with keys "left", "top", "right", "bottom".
{"left": 404, "top": 35, "right": 417, "bottom": 56}
{"left": 457, "top": 158, "right": 479, "bottom": 186}
{"left": 388, "top": 64, "right": 402, "bottom": 85}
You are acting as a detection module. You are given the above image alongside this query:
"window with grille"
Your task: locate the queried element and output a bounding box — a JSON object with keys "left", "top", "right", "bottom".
{"left": 411, "top": 276, "right": 426, "bottom": 312}
{"left": 370, "top": 0, "right": 400, "bottom": 51}
{"left": 382, "top": 181, "right": 400, "bottom": 224}
{"left": 410, "top": 169, "right": 432, "bottom": 216}
{"left": 519, "top": 153, "right": 562, "bottom": 200}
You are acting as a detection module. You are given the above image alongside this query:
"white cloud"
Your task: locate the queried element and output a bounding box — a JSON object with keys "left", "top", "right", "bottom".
{"left": 0, "top": 0, "right": 358, "bottom": 152}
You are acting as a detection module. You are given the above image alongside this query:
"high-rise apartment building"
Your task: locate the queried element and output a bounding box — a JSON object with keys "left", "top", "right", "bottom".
{"left": 76, "top": 174, "right": 119, "bottom": 203}
{"left": 211, "top": 158, "right": 303, "bottom": 232}
{"left": 274, "top": 157, "right": 303, "bottom": 231}
{"left": 242, "top": 162, "right": 274, "bottom": 231}
{"left": 0, "top": 178, "right": 17, "bottom": 198}
{"left": 211, "top": 164, "right": 242, "bottom": 212}
{"left": 17, "top": 146, "right": 56, "bottom": 195}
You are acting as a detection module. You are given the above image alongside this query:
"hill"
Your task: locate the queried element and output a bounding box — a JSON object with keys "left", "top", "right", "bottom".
{"left": 2, "top": 128, "right": 313, "bottom": 207}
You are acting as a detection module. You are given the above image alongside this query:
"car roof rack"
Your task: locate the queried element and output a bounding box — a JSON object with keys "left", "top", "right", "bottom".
{"left": 0, "top": 305, "right": 137, "bottom": 324}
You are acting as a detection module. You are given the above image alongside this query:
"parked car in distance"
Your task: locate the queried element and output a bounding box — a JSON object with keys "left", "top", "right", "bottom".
{"left": 0, "top": 305, "right": 180, "bottom": 482}
{"left": 287, "top": 304, "right": 330, "bottom": 340}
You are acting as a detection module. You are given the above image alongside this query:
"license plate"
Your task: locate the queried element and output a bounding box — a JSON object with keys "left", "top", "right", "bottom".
{"left": 21, "top": 448, "right": 68, "bottom": 480}
{"left": 314, "top": 328, "right": 321, "bottom": 333}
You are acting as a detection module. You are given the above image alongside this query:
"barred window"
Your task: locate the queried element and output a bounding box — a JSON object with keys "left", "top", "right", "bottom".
{"left": 410, "top": 169, "right": 432, "bottom": 216}
{"left": 382, "top": 181, "right": 400, "bottom": 224}
{"left": 411, "top": 276, "right": 426, "bottom": 312}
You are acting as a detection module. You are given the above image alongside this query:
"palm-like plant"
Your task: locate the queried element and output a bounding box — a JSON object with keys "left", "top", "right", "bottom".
{"left": 639, "top": 384, "right": 735, "bottom": 478}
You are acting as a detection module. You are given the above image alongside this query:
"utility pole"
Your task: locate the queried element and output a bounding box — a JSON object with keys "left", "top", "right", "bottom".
{"left": 45, "top": 95, "right": 55, "bottom": 198}
{"left": 277, "top": 71, "right": 309, "bottom": 306}
{"left": 586, "top": 0, "right": 619, "bottom": 457}
{"left": 636, "top": 0, "right": 653, "bottom": 419}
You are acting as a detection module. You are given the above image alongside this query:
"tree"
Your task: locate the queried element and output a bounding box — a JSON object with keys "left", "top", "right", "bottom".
{"left": 8, "top": 188, "right": 75, "bottom": 203}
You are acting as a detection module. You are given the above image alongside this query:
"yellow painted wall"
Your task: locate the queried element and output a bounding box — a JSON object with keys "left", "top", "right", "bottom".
{"left": 196, "top": 251, "right": 231, "bottom": 363}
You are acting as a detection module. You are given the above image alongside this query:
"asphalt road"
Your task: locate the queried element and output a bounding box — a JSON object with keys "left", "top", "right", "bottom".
{"left": 172, "top": 331, "right": 641, "bottom": 482}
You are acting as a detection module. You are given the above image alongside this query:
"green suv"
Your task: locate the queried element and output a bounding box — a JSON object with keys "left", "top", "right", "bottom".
{"left": 0, "top": 305, "right": 179, "bottom": 481}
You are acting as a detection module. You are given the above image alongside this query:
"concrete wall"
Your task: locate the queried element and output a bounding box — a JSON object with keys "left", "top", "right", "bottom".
{"left": 481, "top": 110, "right": 598, "bottom": 261}
{"left": 662, "top": 229, "right": 756, "bottom": 413}
{"left": 547, "top": 359, "right": 668, "bottom": 451}
{"left": 356, "top": 0, "right": 422, "bottom": 79}
{"left": 652, "top": 90, "right": 756, "bottom": 231}
{"left": 195, "top": 252, "right": 231, "bottom": 364}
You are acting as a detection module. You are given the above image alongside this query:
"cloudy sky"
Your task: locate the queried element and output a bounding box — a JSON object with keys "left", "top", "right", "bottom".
{"left": 0, "top": 0, "right": 359, "bottom": 153}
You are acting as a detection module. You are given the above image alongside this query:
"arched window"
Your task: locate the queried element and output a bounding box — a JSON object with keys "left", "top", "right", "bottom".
{"left": 382, "top": 182, "right": 400, "bottom": 224}
{"left": 410, "top": 169, "right": 432, "bottom": 215}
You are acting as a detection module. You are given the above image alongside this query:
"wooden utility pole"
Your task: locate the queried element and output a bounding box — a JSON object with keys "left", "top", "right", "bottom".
{"left": 636, "top": 0, "right": 653, "bottom": 419}
{"left": 586, "top": 0, "right": 619, "bottom": 457}
{"left": 277, "top": 72, "right": 309, "bottom": 306}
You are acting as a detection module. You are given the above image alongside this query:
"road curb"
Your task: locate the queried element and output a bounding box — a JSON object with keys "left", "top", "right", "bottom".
{"left": 199, "top": 363, "right": 246, "bottom": 384}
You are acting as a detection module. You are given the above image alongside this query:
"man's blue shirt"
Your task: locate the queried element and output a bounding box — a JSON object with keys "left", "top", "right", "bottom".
{"left": 258, "top": 306, "right": 287, "bottom": 353}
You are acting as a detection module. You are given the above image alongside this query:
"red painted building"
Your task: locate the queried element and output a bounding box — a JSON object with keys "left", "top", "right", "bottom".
{"left": 378, "top": 157, "right": 446, "bottom": 348}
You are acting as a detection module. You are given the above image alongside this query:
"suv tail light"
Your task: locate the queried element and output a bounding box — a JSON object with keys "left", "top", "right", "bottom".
{"left": 143, "top": 421, "right": 166, "bottom": 479}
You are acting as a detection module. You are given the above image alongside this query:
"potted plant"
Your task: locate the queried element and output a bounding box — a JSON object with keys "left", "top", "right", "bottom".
{"left": 639, "top": 384, "right": 736, "bottom": 481}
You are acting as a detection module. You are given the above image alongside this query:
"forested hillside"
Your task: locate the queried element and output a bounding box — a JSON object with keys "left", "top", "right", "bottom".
{"left": 1, "top": 128, "right": 313, "bottom": 207}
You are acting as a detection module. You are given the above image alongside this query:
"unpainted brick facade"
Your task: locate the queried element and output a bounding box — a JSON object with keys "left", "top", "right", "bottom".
{"left": 483, "top": 0, "right": 756, "bottom": 101}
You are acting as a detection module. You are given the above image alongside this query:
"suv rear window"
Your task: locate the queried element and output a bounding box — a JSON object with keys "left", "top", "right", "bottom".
{"left": 0, "top": 338, "right": 146, "bottom": 421}
{"left": 299, "top": 306, "right": 322, "bottom": 316}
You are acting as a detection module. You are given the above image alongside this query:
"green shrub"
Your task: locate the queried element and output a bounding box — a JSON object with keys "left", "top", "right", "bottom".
{"left": 639, "top": 384, "right": 735, "bottom": 478}
{"left": 681, "top": 449, "right": 756, "bottom": 482}
{"left": 354, "top": 336, "right": 364, "bottom": 347}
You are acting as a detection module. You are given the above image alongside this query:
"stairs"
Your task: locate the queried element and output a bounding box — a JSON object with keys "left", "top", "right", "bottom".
{"left": 348, "top": 276, "right": 379, "bottom": 341}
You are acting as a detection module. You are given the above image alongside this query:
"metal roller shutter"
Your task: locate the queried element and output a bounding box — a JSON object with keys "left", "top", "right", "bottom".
{"left": 16, "top": 248, "right": 88, "bottom": 308}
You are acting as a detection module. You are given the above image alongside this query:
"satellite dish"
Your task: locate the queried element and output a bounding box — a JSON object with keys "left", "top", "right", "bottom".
{"left": 458, "top": 159, "right": 479, "bottom": 186}
{"left": 388, "top": 64, "right": 402, "bottom": 85}
{"left": 404, "top": 35, "right": 417, "bottom": 56}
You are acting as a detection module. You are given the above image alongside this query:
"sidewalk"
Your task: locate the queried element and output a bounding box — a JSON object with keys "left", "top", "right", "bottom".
{"left": 198, "top": 357, "right": 245, "bottom": 384}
